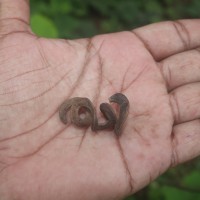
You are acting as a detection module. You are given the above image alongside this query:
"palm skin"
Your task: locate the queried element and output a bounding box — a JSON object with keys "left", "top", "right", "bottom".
{"left": 1, "top": 1, "right": 200, "bottom": 200}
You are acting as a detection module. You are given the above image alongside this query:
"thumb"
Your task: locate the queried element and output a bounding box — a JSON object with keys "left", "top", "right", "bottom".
{"left": 0, "top": 0, "right": 30, "bottom": 35}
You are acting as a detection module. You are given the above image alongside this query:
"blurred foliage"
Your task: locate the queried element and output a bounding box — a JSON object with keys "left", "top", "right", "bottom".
{"left": 30, "top": 0, "right": 200, "bottom": 200}
{"left": 30, "top": 0, "right": 200, "bottom": 39}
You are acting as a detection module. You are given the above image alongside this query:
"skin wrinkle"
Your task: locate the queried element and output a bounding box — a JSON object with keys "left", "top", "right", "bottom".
{"left": 120, "top": 64, "right": 132, "bottom": 92}
{"left": 179, "top": 63, "right": 191, "bottom": 71}
{"left": 0, "top": 162, "right": 13, "bottom": 174}
{"left": 0, "top": 65, "right": 52, "bottom": 84}
{"left": 173, "top": 20, "right": 191, "bottom": 50}
{"left": 0, "top": 82, "right": 41, "bottom": 95}
{"left": 0, "top": 127, "right": 71, "bottom": 175}
{"left": 0, "top": 22, "right": 30, "bottom": 36}
{"left": 170, "top": 92, "right": 181, "bottom": 125}
{"left": 74, "top": 38, "right": 105, "bottom": 108}
{"left": 77, "top": 129, "right": 88, "bottom": 151}
{"left": 0, "top": 146, "right": 9, "bottom": 151}
{"left": 130, "top": 30, "right": 155, "bottom": 60}
{"left": 133, "top": 110, "right": 151, "bottom": 119}
{"left": 154, "top": 62, "right": 168, "bottom": 90}
{"left": 92, "top": 54, "right": 103, "bottom": 121}
{"left": 64, "top": 39, "right": 75, "bottom": 48}
{"left": 0, "top": 160, "right": 6, "bottom": 166}
{"left": 169, "top": 92, "right": 180, "bottom": 124}
{"left": 0, "top": 43, "right": 21, "bottom": 53}
{"left": 122, "top": 65, "right": 147, "bottom": 92}
{"left": 36, "top": 39, "right": 51, "bottom": 69}
{"left": 104, "top": 76, "right": 116, "bottom": 92}
{"left": 0, "top": 65, "right": 72, "bottom": 106}
{"left": 86, "top": 37, "right": 93, "bottom": 51}
{"left": 0, "top": 107, "right": 57, "bottom": 142}
{"left": 132, "top": 126, "right": 150, "bottom": 144}
{"left": 170, "top": 131, "right": 176, "bottom": 166}
{"left": 96, "top": 53, "right": 104, "bottom": 93}
{"left": 70, "top": 37, "right": 94, "bottom": 93}
{"left": 170, "top": 131, "right": 179, "bottom": 167}
{"left": 63, "top": 38, "right": 97, "bottom": 103}
{"left": 115, "top": 137, "right": 135, "bottom": 193}
{"left": 91, "top": 40, "right": 105, "bottom": 107}
{"left": 0, "top": 31, "right": 34, "bottom": 39}
{"left": 0, "top": 55, "right": 22, "bottom": 70}
{"left": 98, "top": 71, "right": 117, "bottom": 92}
{"left": 1, "top": 125, "right": 69, "bottom": 161}
{"left": 162, "top": 62, "right": 172, "bottom": 92}
{"left": 0, "top": 17, "right": 29, "bottom": 26}
{"left": 195, "top": 47, "right": 200, "bottom": 54}
{"left": 0, "top": 122, "right": 74, "bottom": 180}
{"left": 56, "top": 135, "right": 83, "bottom": 141}
{"left": 53, "top": 39, "right": 91, "bottom": 103}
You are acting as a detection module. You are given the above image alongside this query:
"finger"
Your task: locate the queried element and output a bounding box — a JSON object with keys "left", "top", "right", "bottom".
{"left": 160, "top": 48, "right": 200, "bottom": 91}
{"left": 169, "top": 82, "right": 200, "bottom": 124}
{"left": 172, "top": 119, "right": 200, "bottom": 165}
{"left": 133, "top": 19, "right": 200, "bottom": 61}
{"left": 0, "top": 0, "right": 30, "bottom": 34}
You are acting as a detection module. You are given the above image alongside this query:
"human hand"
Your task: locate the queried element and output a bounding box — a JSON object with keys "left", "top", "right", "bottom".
{"left": 0, "top": 1, "right": 200, "bottom": 199}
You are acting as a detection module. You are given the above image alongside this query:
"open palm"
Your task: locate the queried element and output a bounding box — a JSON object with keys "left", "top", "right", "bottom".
{"left": 1, "top": 1, "right": 200, "bottom": 200}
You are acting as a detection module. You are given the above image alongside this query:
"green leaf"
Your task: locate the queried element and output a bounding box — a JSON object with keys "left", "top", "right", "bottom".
{"left": 31, "top": 14, "right": 58, "bottom": 38}
{"left": 123, "top": 195, "right": 136, "bottom": 200}
{"left": 50, "top": 0, "right": 72, "bottom": 14}
{"left": 148, "top": 182, "right": 166, "bottom": 200}
{"left": 183, "top": 171, "right": 200, "bottom": 189}
{"left": 161, "top": 186, "right": 200, "bottom": 200}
